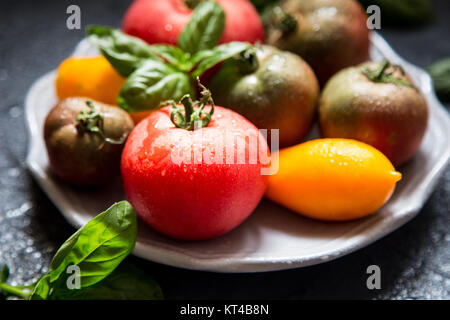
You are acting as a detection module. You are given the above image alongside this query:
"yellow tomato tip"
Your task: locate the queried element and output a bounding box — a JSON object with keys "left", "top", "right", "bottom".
{"left": 390, "top": 171, "right": 402, "bottom": 182}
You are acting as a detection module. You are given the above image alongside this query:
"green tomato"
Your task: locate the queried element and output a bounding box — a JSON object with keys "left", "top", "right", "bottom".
{"left": 209, "top": 45, "right": 319, "bottom": 148}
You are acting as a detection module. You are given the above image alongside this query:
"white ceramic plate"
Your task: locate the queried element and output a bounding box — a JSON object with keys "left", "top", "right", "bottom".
{"left": 25, "top": 33, "right": 450, "bottom": 272}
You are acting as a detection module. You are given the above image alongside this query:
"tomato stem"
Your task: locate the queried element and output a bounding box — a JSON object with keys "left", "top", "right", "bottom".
{"left": 165, "top": 78, "right": 215, "bottom": 130}
{"left": 74, "top": 100, "right": 105, "bottom": 136}
{"left": 235, "top": 48, "right": 259, "bottom": 75}
{"left": 270, "top": 6, "right": 298, "bottom": 35}
{"left": 74, "top": 100, "right": 127, "bottom": 145}
{"left": 362, "top": 60, "right": 415, "bottom": 89}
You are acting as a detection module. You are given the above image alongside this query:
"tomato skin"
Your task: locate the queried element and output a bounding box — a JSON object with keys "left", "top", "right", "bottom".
{"left": 122, "top": 0, "right": 265, "bottom": 45}
{"left": 319, "top": 62, "right": 429, "bottom": 166}
{"left": 55, "top": 56, "right": 125, "bottom": 105}
{"left": 44, "top": 98, "right": 134, "bottom": 187}
{"left": 121, "top": 106, "right": 269, "bottom": 240}
{"left": 265, "top": 139, "right": 401, "bottom": 221}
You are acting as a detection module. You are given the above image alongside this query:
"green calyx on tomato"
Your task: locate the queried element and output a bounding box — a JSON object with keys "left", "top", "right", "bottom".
{"left": 234, "top": 48, "right": 260, "bottom": 75}
{"left": 268, "top": 6, "right": 298, "bottom": 35}
{"left": 87, "top": 1, "right": 253, "bottom": 113}
{"left": 362, "top": 60, "right": 415, "bottom": 89}
{"left": 74, "top": 100, "right": 127, "bottom": 145}
{"left": 163, "top": 79, "right": 215, "bottom": 130}
{"left": 74, "top": 100, "right": 104, "bottom": 135}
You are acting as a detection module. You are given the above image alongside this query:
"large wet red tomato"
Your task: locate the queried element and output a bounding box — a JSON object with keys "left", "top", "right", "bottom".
{"left": 121, "top": 102, "right": 269, "bottom": 240}
{"left": 122, "top": 0, "right": 264, "bottom": 45}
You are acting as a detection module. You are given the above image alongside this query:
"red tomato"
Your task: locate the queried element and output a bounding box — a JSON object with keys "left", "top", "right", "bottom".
{"left": 122, "top": 0, "right": 265, "bottom": 45}
{"left": 121, "top": 105, "right": 269, "bottom": 240}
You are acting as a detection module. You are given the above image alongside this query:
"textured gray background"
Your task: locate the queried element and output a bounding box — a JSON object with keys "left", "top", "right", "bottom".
{"left": 0, "top": 0, "right": 448, "bottom": 299}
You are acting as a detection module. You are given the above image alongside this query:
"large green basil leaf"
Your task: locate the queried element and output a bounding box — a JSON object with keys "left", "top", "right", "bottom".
{"left": 191, "top": 42, "right": 253, "bottom": 78}
{"left": 88, "top": 26, "right": 195, "bottom": 74}
{"left": 87, "top": 26, "right": 165, "bottom": 76}
{"left": 49, "top": 263, "right": 163, "bottom": 300}
{"left": 428, "top": 57, "right": 450, "bottom": 102}
{"left": 118, "top": 60, "right": 195, "bottom": 112}
{"left": 177, "top": 1, "right": 225, "bottom": 55}
{"left": 50, "top": 230, "right": 81, "bottom": 271}
{"left": 47, "top": 201, "right": 137, "bottom": 289}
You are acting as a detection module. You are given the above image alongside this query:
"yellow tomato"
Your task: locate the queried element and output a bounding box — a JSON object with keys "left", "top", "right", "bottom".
{"left": 55, "top": 56, "right": 125, "bottom": 105}
{"left": 265, "top": 138, "right": 402, "bottom": 221}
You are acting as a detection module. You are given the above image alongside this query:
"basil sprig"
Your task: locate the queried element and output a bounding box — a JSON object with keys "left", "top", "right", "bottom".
{"left": 87, "top": 1, "right": 252, "bottom": 113}
{"left": 117, "top": 60, "right": 196, "bottom": 113}
{"left": 0, "top": 201, "right": 162, "bottom": 300}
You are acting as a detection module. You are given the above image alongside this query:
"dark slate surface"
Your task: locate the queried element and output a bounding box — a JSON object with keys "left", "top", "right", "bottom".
{"left": 0, "top": 0, "right": 448, "bottom": 299}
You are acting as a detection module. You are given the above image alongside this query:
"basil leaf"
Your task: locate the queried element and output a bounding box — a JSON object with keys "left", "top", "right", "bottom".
{"left": 118, "top": 60, "right": 195, "bottom": 112}
{"left": 48, "top": 201, "right": 137, "bottom": 288}
{"left": 49, "top": 263, "right": 163, "bottom": 300}
{"left": 88, "top": 26, "right": 195, "bottom": 74}
{"left": 428, "top": 57, "right": 450, "bottom": 102}
{"left": 29, "top": 274, "right": 51, "bottom": 300}
{"left": 50, "top": 230, "right": 81, "bottom": 271}
{"left": 177, "top": 1, "right": 226, "bottom": 55}
{"left": 149, "top": 45, "right": 193, "bottom": 71}
{"left": 191, "top": 42, "right": 252, "bottom": 78}
{"left": 87, "top": 26, "right": 161, "bottom": 77}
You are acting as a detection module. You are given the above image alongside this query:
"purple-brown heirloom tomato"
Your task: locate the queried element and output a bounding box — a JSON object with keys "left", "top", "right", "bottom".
{"left": 44, "top": 97, "right": 134, "bottom": 186}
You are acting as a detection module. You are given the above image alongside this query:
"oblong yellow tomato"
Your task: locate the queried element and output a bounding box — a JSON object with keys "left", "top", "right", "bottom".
{"left": 55, "top": 56, "right": 125, "bottom": 105}
{"left": 265, "top": 138, "right": 402, "bottom": 221}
